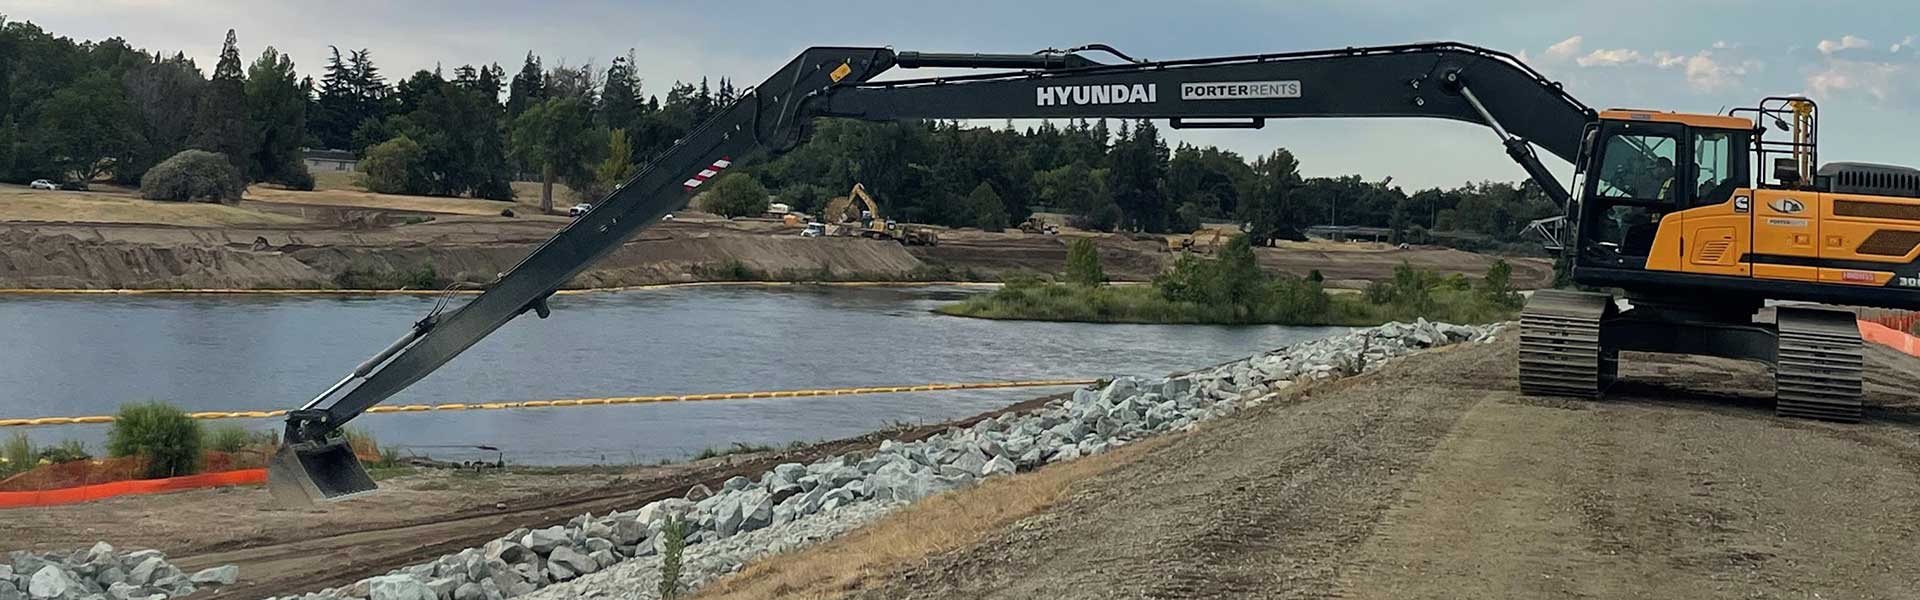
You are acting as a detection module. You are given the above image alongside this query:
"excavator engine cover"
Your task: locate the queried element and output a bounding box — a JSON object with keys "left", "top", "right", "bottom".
{"left": 268, "top": 437, "right": 377, "bottom": 506}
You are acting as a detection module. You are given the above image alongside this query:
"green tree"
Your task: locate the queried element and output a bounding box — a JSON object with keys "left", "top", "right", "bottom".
{"left": 1479, "top": 259, "right": 1524, "bottom": 308}
{"left": 108, "top": 401, "right": 203, "bottom": 479}
{"left": 968, "top": 181, "right": 1008, "bottom": 231}
{"left": 359, "top": 135, "right": 428, "bottom": 195}
{"left": 505, "top": 52, "right": 545, "bottom": 118}
{"left": 1240, "top": 148, "right": 1304, "bottom": 244}
{"left": 1065, "top": 238, "right": 1105, "bottom": 287}
{"left": 701, "top": 172, "right": 769, "bottom": 218}
{"left": 509, "top": 96, "right": 595, "bottom": 213}
{"left": 120, "top": 53, "right": 205, "bottom": 184}
{"left": 599, "top": 53, "right": 642, "bottom": 134}
{"left": 244, "top": 47, "right": 311, "bottom": 188}
{"left": 188, "top": 29, "right": 251, "bottom": 177}
{"left": 595, "top": 128, "right": 635, "bottom": 193}
{"left": 140, "top": 149, "right": 243, "bottom": 203}
{"left": 38, "top": 72, "right": 140, "bottom": 182}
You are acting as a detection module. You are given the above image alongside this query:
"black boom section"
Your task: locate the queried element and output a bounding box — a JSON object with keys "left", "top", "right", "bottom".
{"left": 287, "top": 47, "right": 897, "bottom": 441}
{"left": 285, "top": 42, "right": 1595, "bottom": 447}
{"left": 824, "top": 43, "right": 1592, "bottom": 163}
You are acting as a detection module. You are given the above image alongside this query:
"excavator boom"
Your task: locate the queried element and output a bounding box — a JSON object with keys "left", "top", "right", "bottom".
{"left": 272, "top": 41, "right": 1599, "bottom": 504}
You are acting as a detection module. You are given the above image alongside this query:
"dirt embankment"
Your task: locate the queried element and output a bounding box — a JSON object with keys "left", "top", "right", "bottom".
{"left": 0, "top": 220, "right": 927, "bottom": 290}
{"left": 0, "top": 185, "right": 1553, "bottom": 290}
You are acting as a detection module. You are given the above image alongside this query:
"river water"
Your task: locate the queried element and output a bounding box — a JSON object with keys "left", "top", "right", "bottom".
{"left": 0, "top": 285, "right": 1345, "bottom": 465}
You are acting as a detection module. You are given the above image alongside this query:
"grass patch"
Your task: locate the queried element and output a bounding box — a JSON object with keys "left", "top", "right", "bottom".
{"left": 333, "top": 264, "right": 446, "bottom": 290}
{"left": 692, "top": 442, "right": 778, "bottom": 461}
{"left": 690, "top": 260, "right": 989, "bottom": 284}
{"left": 693, "top": 434, "right": 1174, "bottom": 599}
{"left": 938, "top": 235, "right": 1521, "bottom": 326}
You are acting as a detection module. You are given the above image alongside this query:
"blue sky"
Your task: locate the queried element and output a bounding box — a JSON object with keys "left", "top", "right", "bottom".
{"left": 6, "top": 0, "right": 1919, "bottom": 190}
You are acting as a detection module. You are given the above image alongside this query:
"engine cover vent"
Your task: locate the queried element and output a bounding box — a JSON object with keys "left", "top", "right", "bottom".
{"left": 1820, "top": 162, "right": 1920, "bottom": 199}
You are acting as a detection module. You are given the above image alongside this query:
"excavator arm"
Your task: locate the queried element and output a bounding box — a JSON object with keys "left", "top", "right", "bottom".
{"left": 270, "top": 41, "right": 1596, "bottom": 505}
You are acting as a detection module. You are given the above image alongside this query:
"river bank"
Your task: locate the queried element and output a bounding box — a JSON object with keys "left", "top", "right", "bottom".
{"left": 0, "top": 183, "right": 1552, "bottom": 291}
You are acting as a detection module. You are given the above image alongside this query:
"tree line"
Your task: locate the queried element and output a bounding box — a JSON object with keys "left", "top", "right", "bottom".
{"left": 0, "top": 17, "right": 1557, "bottom": 246}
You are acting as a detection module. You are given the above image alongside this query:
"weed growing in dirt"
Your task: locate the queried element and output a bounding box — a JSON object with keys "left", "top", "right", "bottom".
{"left": 333, "top": 264, "right": 446, "bottom": 290}
{"left": 108, "top": 401, "right": 203, "bottom": 478}
{"left": 658, "top": 515, "right": 689, "bottom": 599}
{"left": 1, "top": 432, "right": 35, "bottom": 478}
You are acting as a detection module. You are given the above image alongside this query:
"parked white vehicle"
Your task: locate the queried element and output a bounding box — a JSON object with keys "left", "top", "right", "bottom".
{"left": 28, "top": 179, "right": 57, "bottom": 191}
{"left": 568, "top": 203, "right": 592, "bottom": 217}
{"left": 800, "top": 222, "right": 827, "bottom": 237}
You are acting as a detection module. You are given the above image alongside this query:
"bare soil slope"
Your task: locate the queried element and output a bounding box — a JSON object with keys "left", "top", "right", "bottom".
{"left": 845, "top": 338, "right": 1920, "bottom": 600}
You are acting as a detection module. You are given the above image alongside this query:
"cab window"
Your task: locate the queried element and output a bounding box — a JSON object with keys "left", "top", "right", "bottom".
{"left": 1596, "top": 133, "right": 1679, "bottom": 204}
{"left": 1690, "top": 130, "right": 1746, "bottom": 207}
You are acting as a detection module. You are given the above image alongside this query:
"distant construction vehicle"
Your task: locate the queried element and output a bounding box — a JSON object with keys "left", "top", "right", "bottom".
{"left": 275, "top": 41, "right": 1920, "bottom": 505}
{"left": 819, "top": 183, "right": 938, "bottom": 245}
{"left": 1019, "top": 217, "right": 1060, "bottom": 235}
{"left": 1166, "top": 228, "right": 1230, "bottom": 254}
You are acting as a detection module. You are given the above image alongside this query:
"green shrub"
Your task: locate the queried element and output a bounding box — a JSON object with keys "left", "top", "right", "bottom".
{"left": 37, "top": 439, "right": 91, "bottom": 464}
{"left": 360, "top": 135, "right": 429, "bottom": 195}
{"left": 139, "top": 150, "right": 243, "bottom": 203}
{"left": 1065, "top": 238, "right": 1105, "bottom": 287}
{"left": 274, "top": 162, "right": 316, "bottom": 191}
{"left": 108, "top": 402, "right": 203, "bottom": 478}
{"left": 202, "top": 424, "right": 270, "bottom": 453}
{"left": 700, "top": 173, "right": 769, "bottom": 218}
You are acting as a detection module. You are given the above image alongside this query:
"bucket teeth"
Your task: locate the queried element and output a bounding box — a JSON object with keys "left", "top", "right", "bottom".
{"left": 1519, "top": 290, "right": 1616, "bottom": 398}
{"left": 1775, "top": 307, "right": 1864, "bottom": 423}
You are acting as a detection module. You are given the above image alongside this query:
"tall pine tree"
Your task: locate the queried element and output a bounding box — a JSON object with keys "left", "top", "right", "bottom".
{"left": 188, "top": 29, "right": 251, "bottom": 178}
{"left": 599, "top": 54, "right": 640, "bottom": 135}
{"left": 506, "top": 52, "right": 545, "bottom": 118}
{"left": 243, "top": 46, "right": 309, "bottom": 187}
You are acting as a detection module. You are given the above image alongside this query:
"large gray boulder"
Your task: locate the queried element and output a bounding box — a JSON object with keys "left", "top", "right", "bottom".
{"left": 482, "top": 540, "right": 529, "bottom": 566}
{"left": 27, "top": 566, "right": 74, "bottom": 600}
{"left": 424, "top": 578, "right": 459, "bottom": 600}
{"left": 520, "top": 527, "right": 568, "bottom": 555}
{"left": 452, "top": 582, "right": 484, "bottom": 600}
{"left": 720, "top": 475, "right": 751, "bottom": 492}
{"left": 122, "top": 559, "right": 162, "bottom": 587}
{"left": 982, "top": 455, "right": 1017, "bottom": 477}
{"left": 188, "top": 566, "right": 237, "bottom": 586}
{"left": 368, "top": 575, "right": 436, "bottom": 600}
{"left": 546, "top": 547, "right": 597, "bottom": 577}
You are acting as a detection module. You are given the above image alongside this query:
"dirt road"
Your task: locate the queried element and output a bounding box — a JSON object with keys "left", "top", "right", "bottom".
{"left": 849, "top": 338, "right": 1920, "bottom": 599}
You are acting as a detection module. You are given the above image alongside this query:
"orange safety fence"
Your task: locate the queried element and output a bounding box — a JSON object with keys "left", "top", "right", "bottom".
{"left": 1859, "top": 321, "right": 1920, "bottom": 357}
{"left": 0, "top": 468, "right": 265, "bottom": 508}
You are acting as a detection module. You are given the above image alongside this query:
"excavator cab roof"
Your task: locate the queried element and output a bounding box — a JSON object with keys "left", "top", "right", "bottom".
{"left": 1597, "top": 109, "right": 1754, "bottom": 130}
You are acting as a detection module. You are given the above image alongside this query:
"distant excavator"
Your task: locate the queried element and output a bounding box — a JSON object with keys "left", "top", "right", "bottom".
{"left": 272, "top": 41, "right": 1920, "bottom": 505}
{"left": 819, "top": 183, "right": 938, "bottom": 245}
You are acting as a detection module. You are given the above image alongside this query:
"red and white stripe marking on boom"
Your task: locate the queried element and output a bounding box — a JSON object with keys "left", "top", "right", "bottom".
{"left": 683, "top": 158, "right": 733, "bottom": 191}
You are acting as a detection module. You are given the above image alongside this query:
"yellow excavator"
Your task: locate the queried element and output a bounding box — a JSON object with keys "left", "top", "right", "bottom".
{"left": 274, "top": 41, "right": 1920, "bottom": 505}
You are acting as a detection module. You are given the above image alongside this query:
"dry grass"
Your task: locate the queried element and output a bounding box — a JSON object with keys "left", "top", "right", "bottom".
{"left": 0, "top": 184, "right": 308, "bottom": 227}
{"left": 692, "top": 434, "right": 1175, "bottom": 600}
{"left": 246, "top": 185, "right": 524, "bottom": 216}
{"left": 310, "top": 169, "right": 578, "bottom": 214}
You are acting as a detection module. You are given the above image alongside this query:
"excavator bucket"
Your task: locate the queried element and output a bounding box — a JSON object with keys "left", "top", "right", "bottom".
{"left": 267, "top": 438, "right": 377, "bottom": 506}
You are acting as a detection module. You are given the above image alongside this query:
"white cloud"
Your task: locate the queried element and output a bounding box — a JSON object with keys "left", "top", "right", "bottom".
{"left": 1576, "top": 48, "right": 1643, "bottom": 67}
{"left": 1652, "top": 51, "right": 1686, "bottom": 69}
{"left": 1543, "top": 36, "right": 1583, "bottom": 62}
{"left": 1684, "top": 51, "right": 1742, "bottom": 93}
{"left": 1893, "top": 35, "right": 1917, "bottom": 53}
{"left": 1817, "top": 35, "right": 1871, "bottom": 55}
{"left": 1711, "top": 40, "right": 1733, "bottom": 50}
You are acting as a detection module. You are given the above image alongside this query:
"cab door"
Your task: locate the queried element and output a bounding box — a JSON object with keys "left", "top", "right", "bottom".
{"left": 1671, "top": 129, "right": 1751, "bottom": 277}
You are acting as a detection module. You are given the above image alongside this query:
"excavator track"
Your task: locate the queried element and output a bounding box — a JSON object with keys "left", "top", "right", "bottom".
{"left": 1518, "top": 290, "right": 1617, "bottom": 397}
{"left": 1774, "top": 306, "right": 1865, "bottom": 422}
